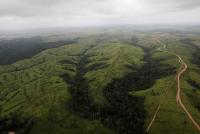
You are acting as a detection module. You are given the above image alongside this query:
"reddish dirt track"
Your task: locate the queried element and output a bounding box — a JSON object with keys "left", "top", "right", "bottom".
{"left": 175, "top": 55, "right": 200, "bottom": 131}
{"left": 146, "top": 40, "right": 200, "bottom": 132}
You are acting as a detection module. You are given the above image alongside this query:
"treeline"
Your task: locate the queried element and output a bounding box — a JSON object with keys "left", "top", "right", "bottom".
{"left": 187, "top": 79, "right": 200, "bottom": 90}
{"left": 186, "top": 79, "right": 200, "bottom": 111}
{"left": 61, "top": 45, "right": 100, "bottom": 119}
{"left": 0, "top": 37, "right": 77, "bottom": 65}
{"left": 193, "top": 53, "right": 200, "bottom": 67}
{"left": 125, "top": 57, "right": 176, "bottom": 90}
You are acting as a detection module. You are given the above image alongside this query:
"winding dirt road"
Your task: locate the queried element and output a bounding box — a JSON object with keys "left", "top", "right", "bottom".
{"left": 146, "top": 39, "right": 200, "bottom": 132}
{"left": 175, "top": 54, "right": 200, "bottom": 131}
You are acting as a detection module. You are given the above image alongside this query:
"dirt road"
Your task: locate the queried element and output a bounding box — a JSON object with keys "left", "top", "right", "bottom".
{"left": 175, "top": 54, "right": 200, "bottom": 131}
{"left": 146, "top": 39, "right": 200, "bottom": 132}
{"left": 146, "top": 88, "right": 169, "bottom": 132}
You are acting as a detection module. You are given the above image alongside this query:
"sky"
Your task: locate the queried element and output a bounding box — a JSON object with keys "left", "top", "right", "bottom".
{"left": 0, "top": 0, "right": 200, "bottom": 30}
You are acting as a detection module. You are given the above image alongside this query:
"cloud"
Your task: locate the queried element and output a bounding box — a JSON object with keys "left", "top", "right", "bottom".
{"left": 0, "top": 0, "right": 200, "bottom": 30}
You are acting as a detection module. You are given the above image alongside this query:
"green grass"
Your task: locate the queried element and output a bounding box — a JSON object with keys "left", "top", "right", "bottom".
{"left": 85, "top": 42, "right": 144, "bottom": 104}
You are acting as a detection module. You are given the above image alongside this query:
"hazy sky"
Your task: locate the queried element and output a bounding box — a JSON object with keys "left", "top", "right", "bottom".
{"left": 0, "top": 0, "right": 200, "bottom": 30}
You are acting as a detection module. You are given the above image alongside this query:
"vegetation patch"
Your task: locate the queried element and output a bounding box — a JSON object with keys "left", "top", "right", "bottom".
{"left": 100, "top": 78, "right": 146, "bottom": 134}
{"left": 187, "top": 79, "right": 200, "bottom": 90}
{"left": 187, "top": 79, "right": 200, "bottom": 111}
{"left": 0, "top": 114, "right": 34, "bottom": 134}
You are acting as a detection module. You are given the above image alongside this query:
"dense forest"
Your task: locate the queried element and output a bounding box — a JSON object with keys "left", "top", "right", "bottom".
{"left": 0, "top": 37, "right": 76, "bottom": 65}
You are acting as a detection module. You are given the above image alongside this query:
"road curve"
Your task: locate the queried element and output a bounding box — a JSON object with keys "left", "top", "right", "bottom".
{"left": 175, "top": 54, "right": 200, "bottom": 131}
{"left": 146, "top": 39, "right": 200, "bottom": 132}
